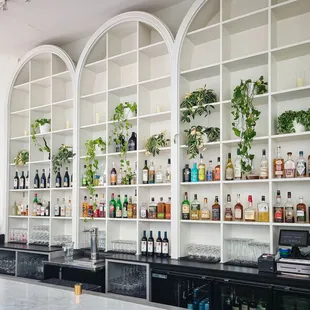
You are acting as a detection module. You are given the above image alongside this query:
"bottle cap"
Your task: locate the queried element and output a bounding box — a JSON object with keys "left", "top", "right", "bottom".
{"left": 299, "top": 151, "right": 303, "bottom": 156}
{"left": 74, "top": 283, "right": 82, "bottom": 295}
{"left": 262, "top": 196, "right": 265, "bottom": 201}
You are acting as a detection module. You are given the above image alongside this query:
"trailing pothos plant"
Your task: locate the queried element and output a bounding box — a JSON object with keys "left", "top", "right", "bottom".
{"left": 145, "top": 131, "right": 170, "bottom": 157}
{"left": 109, "top": 102, "right": 137, "bottom": 185}
{"left": 31, "top": 118, "right": 51, "bottom": 154}
{"left": 52, "top": 144, "right": 75, "bottom": 174}
{"left": 14, "top": 149, "right": 29, "bottom": 166}
{"left": 180, "top": 86, "right": 220, "bottom": 159}
{"left": 84, "top": 137, "right": 106, "bottom": 197}
{"left": 277, "top": 109, "right": 310, "bottom": 134}
{"left": 231, "top": 76, "right": 268, "bottom": 173}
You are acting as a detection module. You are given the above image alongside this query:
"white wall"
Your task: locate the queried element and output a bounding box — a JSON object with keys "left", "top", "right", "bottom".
{"left": 0, "top": 56, "right": 19, "bottom": 233}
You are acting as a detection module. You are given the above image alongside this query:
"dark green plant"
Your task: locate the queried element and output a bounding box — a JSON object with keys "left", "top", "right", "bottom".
{"left": 14, "top": 149, "right": 29, "bottom": 166}
{"left": 145, "top": 131, "right": 170, "bottom": 157}
{"left": 52, "top": 144, "right": 75, "bottom": 174}
{"left": 205, "top": 127, "right": 220, "bottom": 143}
{"left": 231, "top": 76, "right": 268, "bottom": 173}
{"left": 31, "top": 118, "right": 51, "bottom": 153}
{"left": 84, "top": 137, "right": 106, "bottom": 197}
{"left": 180, "top": 86, "right": 217, "bottom": 123}
{"left": 277, "top": 109, "right": 310, "bottom": 134}
{"left": 184, "top": 126, "right": 207, "bottom": 159}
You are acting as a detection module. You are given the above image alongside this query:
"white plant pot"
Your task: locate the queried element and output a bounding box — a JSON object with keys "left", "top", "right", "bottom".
{"left": 124, "top": 107, "right": 136, "bottom": 119}
{"left": 39, "top": 123, "right": 51, "bottom": 134}
{"left": 293, "top": 120, "right": 305, "bottom": 133}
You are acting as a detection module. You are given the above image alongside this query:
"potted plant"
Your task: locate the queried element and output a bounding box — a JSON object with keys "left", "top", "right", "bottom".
{"left": 32, "top": 118, "right": 51, "bottom": 135}
{"left": 231, "top": 76, "right": 268, "bottom": 173}
{"left": 14, "top": 149, "right": 29, "bottom": 166}
{"left": 277, "top": 109, "right": 310, "bottom": 134}
{"left": 52, "top": 144, "right": 75, "bottom": 174}
{"left": 145, "top": 131, "right": 170, "bottom": 157}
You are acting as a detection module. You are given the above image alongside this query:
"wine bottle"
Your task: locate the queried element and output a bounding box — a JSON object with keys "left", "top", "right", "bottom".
{"left": 40, "top": 169, "right": 46, "bottom": 188}
{"left": 47, "top": 169, "right": 50, "bottom": 188}
{"left": 128, "top": 132, "right": 137, "bottom": 151}
{"left": 143, "top": 160, "right": 149, "bottom": 184}
{"left": 155, "top": 231, "right": 162, "bottom": 257}
{"left": 82, "top": 165, "right": 87, "bottom": 186}
{"left": 55, "top": 168, "right": 62, "bottom": 188}
{"left": 110, "top": 163, "right": 117, "bottom": 186}
{"left": 122, "top": 195, "right": 128, "bottom": 218}
{"left": 63, "top": 167, "right": 70, "bottom": 187}
{"left": 115, "top": 195, "right": 122, "bottom": 218}
{"left": 54, "top": 198, "right": 60, "bottom": 217}
{"left": 141, "top": 230, "right": 147, "bottom": 256}
{"left": 33, "top": 169, "right": 39, "bottom": 189}
{"left": 109, "top": 193, "right": 116, "bottom": 218}
{"left": 14, "top": 171, "right": 19, "bottom": 189}
{"left": 25, "top": 171, "right": 29, "bottom": 189}
{"left": 19, "top": 171, "right": 25, "bottom": 190}
{"left": 147, "top": 231, "right": 154, "bottom": 256}
{"left": 162, "top": 231, "right": 169, "bottom": 258}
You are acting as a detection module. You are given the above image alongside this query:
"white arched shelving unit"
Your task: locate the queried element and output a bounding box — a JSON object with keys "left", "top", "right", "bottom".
{"left": 75, "top": 12, "right": 176, "bottom": 256}
{"left": 6, "top": 45, "right": 77, "bottom": 247}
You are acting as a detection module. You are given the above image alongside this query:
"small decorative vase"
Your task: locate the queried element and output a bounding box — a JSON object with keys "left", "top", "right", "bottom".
{"left": 293, "top": 120, "right": 305, "bottom": 133}
{"left": 39, "top": 123, "right": 51, "bottom": 134}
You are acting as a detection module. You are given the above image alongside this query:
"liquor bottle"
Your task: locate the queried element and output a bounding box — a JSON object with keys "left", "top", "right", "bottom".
{"left": 274, "top": 190, "right": 284, "bottom": 223}
{"left": 274, "top": 146, "right": 284, "bottom": 178}
{"left": 241, "top": 298, "right": 249, "bottom": 310}
{"left": 25, "top": 171, "right": 29, "bottom": 189}
{"left": 21, "top": 193, "right": 27, "bottom": 216}
{"left": 212, "top": 196, "right": 220, "bottom": 221}
{"left": 214, "top": 157, "right": 220, "bottom": 181}
{"left": 190, "top": 194, "right": 200, "bottom": 220}
{"left": 141, "top": 230, "right": 147, "bottom": 256}
{"left": 284, "top": 192, "right": 294, "bottom": 223}
{"left": 249, "top": 292, "right": 257, "bottom": 310}
{"left": 71, "top": 173, "right": 73, "bottom": 187}
{"left": 157, "top": 197, "right": 165, "bottom": 219}
{"left": 63, "top": 167, "right": 70, "bottom": 187}
{"left": 45, "top": 201, "right": 50, "bottom": 217}
{"left": 257, "top": 196, "right": 269, "bottom": 222}
{"left": 234, "top": 149, "right": 242, "bottom": 180}
{"left": 109, "top": 193, "right": 116, "bottom": 218}
{"left": 156, "top": 166, "right": 164, "bottom": 183}
{"left": 66, "top": 197, "right": 72, "bottom": 217}
{"left": 284, "top": 152, "right": 295, "bottom": 178}
{"left": 224, "top": 194, "right": 233, "bottom": 221}
{"left": 99, "top": 164, "right": 107, "bottom": 186}
{"left": 296, "top": 151, "right": 306, "bottom": 177}
{"left": 206, "top": 160, "right": 213, "bottom": 181}
{"left": 201, "top": 198, "right": 210, "bottom": 220}
{"left": 232, "top": 294, "right": 240, "bottom": 310}
{"left": 110, "top": 163, "right": 117, "bottom": 185}
{"left": 99, "top": 194, "right": 105, "bottom": 218}
{"left": 37, "top": 199, "right": 42, "bottom": 216}
{"left": 122, "top": 195, "right": 128, "bottom": 218}
{"left": 11, "top": 201, "right": 17, "bottom": 216}
{"left": 140, "top": 202, "right": 148, "bottom": 219}
{"left": 33, "top": 169, "right": 39, "bottom": 189}
{"left": 60, "top": 198, "right": 66, "bottom": 217}
{"left": 142, "top": 160, "right": 149, "bottom": 184}
{"left": 115, "top": 195, "right": 122, "bottom": 218}
{"left": 132, "top": 189, "right": 137, "bottom": 219}
{"left": 165, "top": 197, "right": 171, "bottom": 220}
{"left": 88, "top": 196, "right": 94, "bottom": 218}
{"left": 162, "top": 231, "right": 169, "bottom": 258}
{"left": 260, "top": 149, "right": 268, "bottom": 179}
{"left": 128, "top": 132, "right": 137, "bottom": 151}
{"left": 14, "top": 171, "right": 19, "bottom": 189}
{"left": 117, "top": 168, "right": 122, "bottom": 185}
{"left": 148, "top": 197, "right": 157, "bottom": 219}
{"left": 47, "top": 169, "right": 50, "bottom": 188}
{"left": 182, "top": 192, "right": 190, "bottom": 220}
{"left": 131, "top": 161, "right": 137, "bottom": 185}
{"left": 32, "top": 193, "right": 38, "bottom": 216}
{"left": 165, "top": 158, "right": 171, "bottom": 183}
{"left": 225, "top": 153, "right": 234, "bottom": 181}
{"left": 234, "top": 194, "right": 243, "bottom": 221}
{"left": 127, "top": 196, "right": 133, "bottom": 218}
{"left": 155, "top": 231, "right": 162, "bottom": 257}
{"left": 82, "top": 196, "right": 88, "bottom": 217}
{"left": 40, "top": 169, "right": 46, "bottom": 188}
{"left": 244, "top": 195, "right": 256, "bottom": 222}
{"left": 55, "top": 168, "right": 62, "bottom": 188}
{"left": 183, "top": 164, "right": 191, "bottom": 182}
{"left": 19, "top": 171, "right": 25, "bottom": 190}
{"left": 17, "top": 199, "right": 22, "bottom": 216}
{"left": 198, "top": 153, "right": 206, "bottom": 182}
{"left": 296, "top": 196, "right": 307, "bottom": 223}
{"left": 149, "top": 161, "right": 155, "bottom": 184}
{"left": 191, "top": 163, "right": 198, "bottom": 182}
{"left": 147, "top": 231, "right": 154, "bottom": 256}
{"left": 82, "top": 165, "right": 88, "bottom": 186}
{"left": 54, "top": 198, "right": 60, "bottom": 217}
{"left": 93, "top": 194, "right": 99, "bottom": 217}
{"left": 41, "top": 200, "right": 46, "bottom": 216}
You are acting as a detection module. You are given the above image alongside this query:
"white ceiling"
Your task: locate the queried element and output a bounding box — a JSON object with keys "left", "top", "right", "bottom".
{"left": 0, "top": 0, "right": 183, "bottom": 57}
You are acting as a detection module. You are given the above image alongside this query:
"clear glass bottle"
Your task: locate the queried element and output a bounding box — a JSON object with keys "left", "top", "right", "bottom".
{"left": 234, "top": 194, "right": 243, "bottom": 221}
{"left": 260, "top": 149, "right": 268, "bottom": 179}
{"left": 274, "top": 146, "right": 284, "bottom": 178}
{"left": 224, "top": 194, "right": 233, "bottom": 221}
{"left": 234, "top": 149, "right": 242, "bottom": 180}
{"left": 257, "top": 196, "right": 269, "bottom": 222}
{"left": 284, "top": 192, "right": 294, "bottom": 223}
{"left": 61, "top": 198, "right": 66, "bottom": 217}
{"left": 191, "top": 163, "right": 198, "bottom": 182}
{"left": 82, "top": 165, "right": 88, "bottom": 186}
{"left": 201, "top": 198, "right": 210, "bottom": 220}
{"left": 99, "top": 164, "right": 106, "bottom": 186}
{"left": 225, "top": 153, "right": 234, "bottom": 181}
{"left": 244, "top": 195, "right": 256, "bottom": 222}
{"left": 284, "top": 152, "right": 295, "bottom": 178}
{"left": 246, "top": 158, "right": 259, "bottom": 180}
{"left": 206, "top": 160, "right": 213, "bottom": 181}
{"left": 214, "top": 157, "right": 221, "bottom": 181}
{"left": 117, "top": 168, "right": 123, "bottom": 185}
{"left": 140, "top": 202, "right": 148, "bottom": 219}
{"left": 198, "top": 153, "right": 206, "bottom": 182}
{"left": 296, "top": 151, "right": 306, "bottom": 177}
{"left": 149, "top": 161, "right": 155, "bottom": 184}
{"left": 66, "top": 197, "right": 72, "bottom": 217}
{"left": 165, "top": 158, "right": 171, "bottom": 183}
{"left": 131, "top": 161, "right": 137, "bottom": 185}
{"left": 156, "top": 166, "right": 164, "bottom": 183}
{"left": 148, "top": 197, "right": 157, "bottom": 219}
{"left": 190, "top": 194, "right": 200, "bottom": 220}
{"left": 274, "top": 190, "right": 284, "bottom": 223}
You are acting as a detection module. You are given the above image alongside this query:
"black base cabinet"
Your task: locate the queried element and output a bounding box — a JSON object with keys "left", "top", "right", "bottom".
{"left": 273, "top": 287, "right": 310, "bottom": 310}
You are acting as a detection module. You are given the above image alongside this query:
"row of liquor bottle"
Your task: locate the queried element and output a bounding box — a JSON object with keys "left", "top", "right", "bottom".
{"left": 182, "top": 149, "right": 310, "bottom": 182}
{"left": 141, "top": 230, "right": 169, "bottom": 257}
{"left": 13, "top": 168, "right": 73, "bottom": 190}
{"left": 185, "top": 283, "right": 210, "bottom": 310}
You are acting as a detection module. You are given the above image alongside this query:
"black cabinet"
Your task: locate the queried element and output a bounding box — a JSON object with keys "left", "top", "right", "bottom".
{"left": 151, "top": 269, "right": 213, "bottom": 308}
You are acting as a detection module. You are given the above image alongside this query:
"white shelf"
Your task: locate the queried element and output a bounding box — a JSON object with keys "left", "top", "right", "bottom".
{"left": 138, "top": 219, "right": 171, "bottom": 223}
{"left": 272, "top": 222, "right": 310, "bottom": 227}
{"left": 79, "top": 217, "right": 106, "bottom": 221}
{"left": 138, "top": 183, "right": 171, "bottom": 188}
{"left": 180, "top": 181, "right": 221, "bottom": 186}
{"left": 222, "top": 179, "right": 269, "bottom": 184}
{"left": 8, "top": 216, "right": 28, "bottom": 219}
{"left": 223, "top": 221, "right": 270, "bottom": 226}
{"left": 180, "top": 220, "right": 220, "bottom": 224}
{"left": 271, "top": 177, "right": 310, "bottom": 183}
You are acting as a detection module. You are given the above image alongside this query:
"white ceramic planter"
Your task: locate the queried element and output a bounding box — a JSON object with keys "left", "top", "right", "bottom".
{"left": 124, "top": 107, "right": 136, "bottom": 119}
{"left": 293, "top": 120, "right": 305, "bottom": 133}
{"left": 39, "top": 123, "right": 51, "bottom": 134}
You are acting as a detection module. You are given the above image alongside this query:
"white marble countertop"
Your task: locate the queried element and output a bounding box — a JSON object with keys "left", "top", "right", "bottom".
{"left": 0, "top": 277, "right": 176, "bottom": 310}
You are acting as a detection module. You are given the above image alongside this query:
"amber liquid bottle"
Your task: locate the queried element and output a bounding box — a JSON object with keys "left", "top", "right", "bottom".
{"left": 296, "top": 196, "right": 307, "bottom": 223}
{"left": 212, "top": 196, "right": 220, "bottom": 221}
{"left": 234, "top": 194, "right": 243, "bottom": 221}
{"left": 214, "top": 157, "right": 221, "bottom": 181}
{"left": 157, "top": 197, "right": 165, "bottom": 219}
{"left": 274, "top": 146, "right": 284, "bottom": 178}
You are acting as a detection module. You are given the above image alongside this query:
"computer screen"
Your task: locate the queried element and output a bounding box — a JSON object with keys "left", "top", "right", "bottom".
{"left": 279, "top": 229, "right": 309, "bottom": 247}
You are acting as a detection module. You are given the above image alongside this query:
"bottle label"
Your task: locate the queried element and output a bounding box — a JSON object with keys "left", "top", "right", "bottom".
{"left": 191, "top": 170, "right": 198, "bottom": 182}
{"left": 64, "top": 178, "right": 69, "bottom": 187}
{"left": 212, "top": 208, "right": 220, "bottom": 220}
{"left": 285, "top": 169, "right": 295, "bottom": 178}
{"left": 116, "top": 208, "right": 122, "bottom": 218}
{"left": 297, "top": 210, "right": 304, "bottom": 218}
{"left": 122, "top": 208, "right": 127, "bottom": 218}
{"left": 156, "top": 173, "right": 163, "bottom": 183}
{"left": 182, "top": 204, "right": 190, "bottom": 214}
{"left": 143, "top": 170, "right": 148, "bottom": 182}
{"left": 244, "top": 210, "right": 255, "bottom": 220}
{"left": 201, "top": 210, "right": 210, "bottom": 220}
{"left": 162, "top": 242, "right": 168, "bottom": 254}
{"left": 285, "top": 207, "right": 294, "bottom": 222}
{"left": 141, "top": 241, "right": 147, "bottom": 252}
{"left": 226, "top": 167, "right": 234, "bottom": 180}
{"left": 214, "top": 168, "right": 220, "bottom": 181}
{"left": 109, "top": 204, "right": 115, "bottom": 217}
{"left": 34, "top": 182, "right": 38, "bottom": 189}
{"left": 275, "top": 160, "right": 283, "bottom": 177}
{"left": 274, "top": 208, "right": 283, "bottom": 221}
{"left": 56, "top": 180, "right": 60, "bottom": 187}
{"left": 260, "top": 162, "right": 268, "bottom": 178}
{"left": 155, "top": 242, "right": 161, "bottom": 254}
{"left": 235, "top": 209, "right": 242, "bottom": 220}
{"left": 55, "top": 207, "right": 59, "bottom": 216}
{"left": 296, "top": 162, "right": 306, "bottom": 176}
{"left": 198, "top": 168, "right": 205, "bottom": 181}
{"left": 166, "top": 171, "right": 171, "bottom": 182}
{"left": 148, "top": 241, "right": 153, "bottom": 253}
{"left": 45, "top": 208, "right": 49, "bottom": 217}
{"left": 225, "top": 210, "right": 233, "bottom": 221}
{"left": 25, "top": 179, "right": 29, "bottom": 188}
{"left": 206, "top": 171, "right": 213, "bottom": 181}
{"left": 234, "top": 166, "right": 241, "bottom": 179}
{"left": 40, "top": 181, "right": 45, "bottom": 188}
{"left": 20, "top": 179, "right": 24, "bottom": 188}
{"left": 110, "top": 173, "right": 116, "bottom": 184}
{"left": 149, "top": 172, "right": 155, "bottom": 183}
{"left": 184, "top": 170, "right": 190, "bottom": 182}
{"left": 128, "top": 141, "right": 135, "bottom": 151}
{"left": 41, "top": 207, "right": 45, "bottom": 217}
{"left": 141, "top": 209, "right": 147, "bottom": 219}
